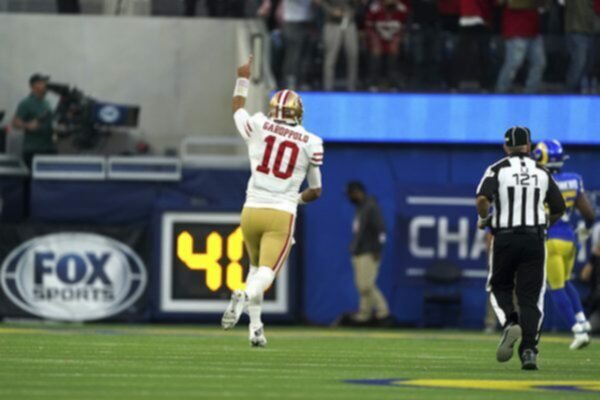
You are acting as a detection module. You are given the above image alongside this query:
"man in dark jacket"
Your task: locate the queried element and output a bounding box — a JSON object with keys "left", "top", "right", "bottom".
{"left": 347, "top": 181, "right": 390, "bottom": 323}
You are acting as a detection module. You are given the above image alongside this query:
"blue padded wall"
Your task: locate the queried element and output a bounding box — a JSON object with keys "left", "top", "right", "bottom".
{"left": 302, "top": 144, "right": 600, "bottom": 327}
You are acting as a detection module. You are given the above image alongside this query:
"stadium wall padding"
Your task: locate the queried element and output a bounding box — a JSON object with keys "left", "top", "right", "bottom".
{"left": 22, "top": 144, "right": 600, "bottom": 328}
{"left": 302, "top": 144, "right": 600, "bottom": 328}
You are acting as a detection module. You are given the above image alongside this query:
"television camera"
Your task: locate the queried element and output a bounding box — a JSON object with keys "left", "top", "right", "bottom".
{"left": 47, "top": 82, "right": 140, "bottom": 150}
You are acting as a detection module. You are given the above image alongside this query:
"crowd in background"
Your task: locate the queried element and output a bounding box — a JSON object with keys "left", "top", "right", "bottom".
{"left": 15, "top": 0, "right": 600, "bottom": 93}
{"left": 184, "top": 0, "right": 600, "bottom": 94}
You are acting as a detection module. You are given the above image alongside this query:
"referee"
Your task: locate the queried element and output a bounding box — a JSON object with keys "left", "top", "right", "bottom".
{"left": 476, "top": 127, "right": 566, "bottom": 370}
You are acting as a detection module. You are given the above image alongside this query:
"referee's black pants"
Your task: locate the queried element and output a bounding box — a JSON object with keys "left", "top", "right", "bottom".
{"left": 488, "top": 230, "right": 546, "bottom": 355}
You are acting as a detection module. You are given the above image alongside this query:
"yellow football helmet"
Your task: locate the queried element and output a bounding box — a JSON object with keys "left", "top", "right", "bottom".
{"left": 269, "top": 90, "right": 304, "bottom": 125}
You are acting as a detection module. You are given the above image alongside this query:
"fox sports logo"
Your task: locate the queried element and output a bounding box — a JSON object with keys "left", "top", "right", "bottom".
{"left": 0, "top": 233, "right": 147, "bottom": 321}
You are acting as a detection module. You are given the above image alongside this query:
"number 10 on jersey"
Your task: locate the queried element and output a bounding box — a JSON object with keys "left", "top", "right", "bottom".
{"left": 257, "top": 136, "right": 299, "bottom": 180}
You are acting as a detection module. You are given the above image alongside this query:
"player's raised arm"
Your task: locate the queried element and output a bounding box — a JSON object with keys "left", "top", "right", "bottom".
{"left": 232, "top": 55, "right": 252, "bottom": 114}
{"left": 232, "top": 55, "right": 254, "bottom": 140}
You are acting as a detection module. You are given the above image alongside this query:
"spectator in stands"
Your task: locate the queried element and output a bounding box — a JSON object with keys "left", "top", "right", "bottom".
{"left": 365, "top": 0, "right": 410, "bottom": 91}
{"left": 583, "top": 1, "right": 600, "bottom": 93}
{"left": 410, "top": 0, "right": 440, "bottom": 89}
{"left": 581, "top": 243, "right": 600, "bottom": 333}
{"left": 495, "top": 0, "right": 547, "bottom": 93}
{"left": 258, "top": 0, "right": 286, "bottom": 85}
{"left": 316, "top": 0, "right": 361, "bottom": 91}
{"left": 12, "top": 74, "right": 56, "bottom": 168}
{"left": 281, "top": 0, "right": 314, "bottom": 89}
{"left": 450, "top": 0, "right": 495, "bottom": 91}
{"left": 563, "top": 0, "right": 597, "bottom": 92}
{"left": 585, "top": 14, "right": 600, "bottom": 94}
{"left": 437, "top": 0, "right": 461, "bottom": 89}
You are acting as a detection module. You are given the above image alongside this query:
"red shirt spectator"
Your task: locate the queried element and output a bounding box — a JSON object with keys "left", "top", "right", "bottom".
{"left": 501, "top": 9, "right": 540, "bottom": 38}
{"left": 596, "top": 0, "right": 600, "bottom": 14}
{"left": 365, "top": 0, "right": 410, "bottom": 54}
{"left": 459, "top": 0, "right": 494, "bottom": 26}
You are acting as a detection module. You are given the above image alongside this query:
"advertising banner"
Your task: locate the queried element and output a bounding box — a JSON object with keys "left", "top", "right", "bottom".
{"left": 393, "top": 185, "right": 600, "bottom": 326}
{"left": 0, "top": 225, "right": 148, "bottom": 322}
{"left": 395, "top": 186, "right": 488, "bottom": 284}
{"left": 395, "top": 186, "right": 600, "bottom": 282}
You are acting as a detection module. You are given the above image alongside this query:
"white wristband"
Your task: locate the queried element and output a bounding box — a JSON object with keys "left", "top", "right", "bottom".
{"left": 298, "top": 193, "right": 307, "bottom": 206}
{"left": 233, "top": 78, "right": 250, "bottom": 98}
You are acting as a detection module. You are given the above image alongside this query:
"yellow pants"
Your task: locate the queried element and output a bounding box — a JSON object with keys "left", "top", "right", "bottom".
{"left": 546, "top": 239, "right": 577, "bottom": 290}
{"left": 240, "top": 207, "right": 295, "bottom": 273}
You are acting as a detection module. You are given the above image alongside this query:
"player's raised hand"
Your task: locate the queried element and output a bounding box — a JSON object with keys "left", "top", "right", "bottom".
{"left": 237, "top": 55, "right": 253, "bottom": 79}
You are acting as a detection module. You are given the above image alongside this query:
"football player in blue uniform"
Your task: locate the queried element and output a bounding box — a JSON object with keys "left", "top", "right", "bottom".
{"left": 534, "top": 140, "right": 596, "bottom": 349}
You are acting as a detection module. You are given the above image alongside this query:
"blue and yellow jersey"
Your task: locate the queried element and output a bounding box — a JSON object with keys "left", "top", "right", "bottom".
{"left": 548, "top": 172, "right": 584, "bottom": 242}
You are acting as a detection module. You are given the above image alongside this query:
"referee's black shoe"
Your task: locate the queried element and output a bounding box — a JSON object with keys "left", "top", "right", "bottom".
{"left": 496, "top": 323, "right": 522, "bottom": 362}
{"left": 520, "top": 349, "right": 539, "bottom": 370}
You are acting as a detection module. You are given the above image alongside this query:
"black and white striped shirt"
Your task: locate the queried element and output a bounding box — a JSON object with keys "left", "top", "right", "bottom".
{"left": 477, "top": 153, "right": 565, "bottom": 230}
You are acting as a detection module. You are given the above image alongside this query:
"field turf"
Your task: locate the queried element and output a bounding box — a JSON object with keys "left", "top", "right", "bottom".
{"left": 0, "top": 323, "right": 598, "bottom": 400}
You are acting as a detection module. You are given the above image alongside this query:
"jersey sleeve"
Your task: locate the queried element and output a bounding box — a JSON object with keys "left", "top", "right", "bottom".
{"left": 476, "top": 166, "right": 497, "bottom": 201}
{"left": 306, "top": 165, "right": 322, "bottom": 189}
{"left": 307, "top": 138, "right": 324, "bottom": 166}
{"left": 233, "top": 109, "right": 264, "bottom": 142}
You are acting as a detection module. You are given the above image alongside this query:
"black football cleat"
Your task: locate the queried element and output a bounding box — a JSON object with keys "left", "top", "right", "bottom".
{"left": 521, "top": 349, "right": 539, "bottom": 370}
{"left": 496, "top": 323, "right": 522, "bottom": 362}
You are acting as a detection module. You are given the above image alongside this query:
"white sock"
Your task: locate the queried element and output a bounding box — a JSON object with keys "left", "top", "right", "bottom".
{"left": 246, "top": 265, "right": 263, "bottom": 328}
{"left": 575, "top": 312, "right": 587, "bottom": 323}
{"left": 246, "top": 265, "right": 259, "bottom": 284}
{"left": 248, "top": 304, "right": 262, "bottom": 329}
{"left": 244, "top": 266, "right": 275, "bottom": 327}
{"left": 242, "top": 266, "right": 258, "bottom": 313}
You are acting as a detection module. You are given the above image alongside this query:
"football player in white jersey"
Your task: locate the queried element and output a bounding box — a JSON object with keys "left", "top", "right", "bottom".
{"left": 221, "top": 56, "right": 324, "bottom": 347}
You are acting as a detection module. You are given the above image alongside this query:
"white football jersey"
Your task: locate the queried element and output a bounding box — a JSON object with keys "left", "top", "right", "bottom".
{"left": 233, "top": 109, "right": 324, "bottom": 215}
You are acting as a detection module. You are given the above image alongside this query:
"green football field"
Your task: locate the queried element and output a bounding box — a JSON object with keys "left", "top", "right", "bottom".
{"left": 0, "top": 323, "right": 598, "bottom": 400}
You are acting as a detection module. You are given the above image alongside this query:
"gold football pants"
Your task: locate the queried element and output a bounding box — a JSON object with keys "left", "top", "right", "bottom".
{"left": 241, "top": 207, "right": 295, "bottom": 273}
{"left": 546, "top": 239, "right": 576, "bottom": 290}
